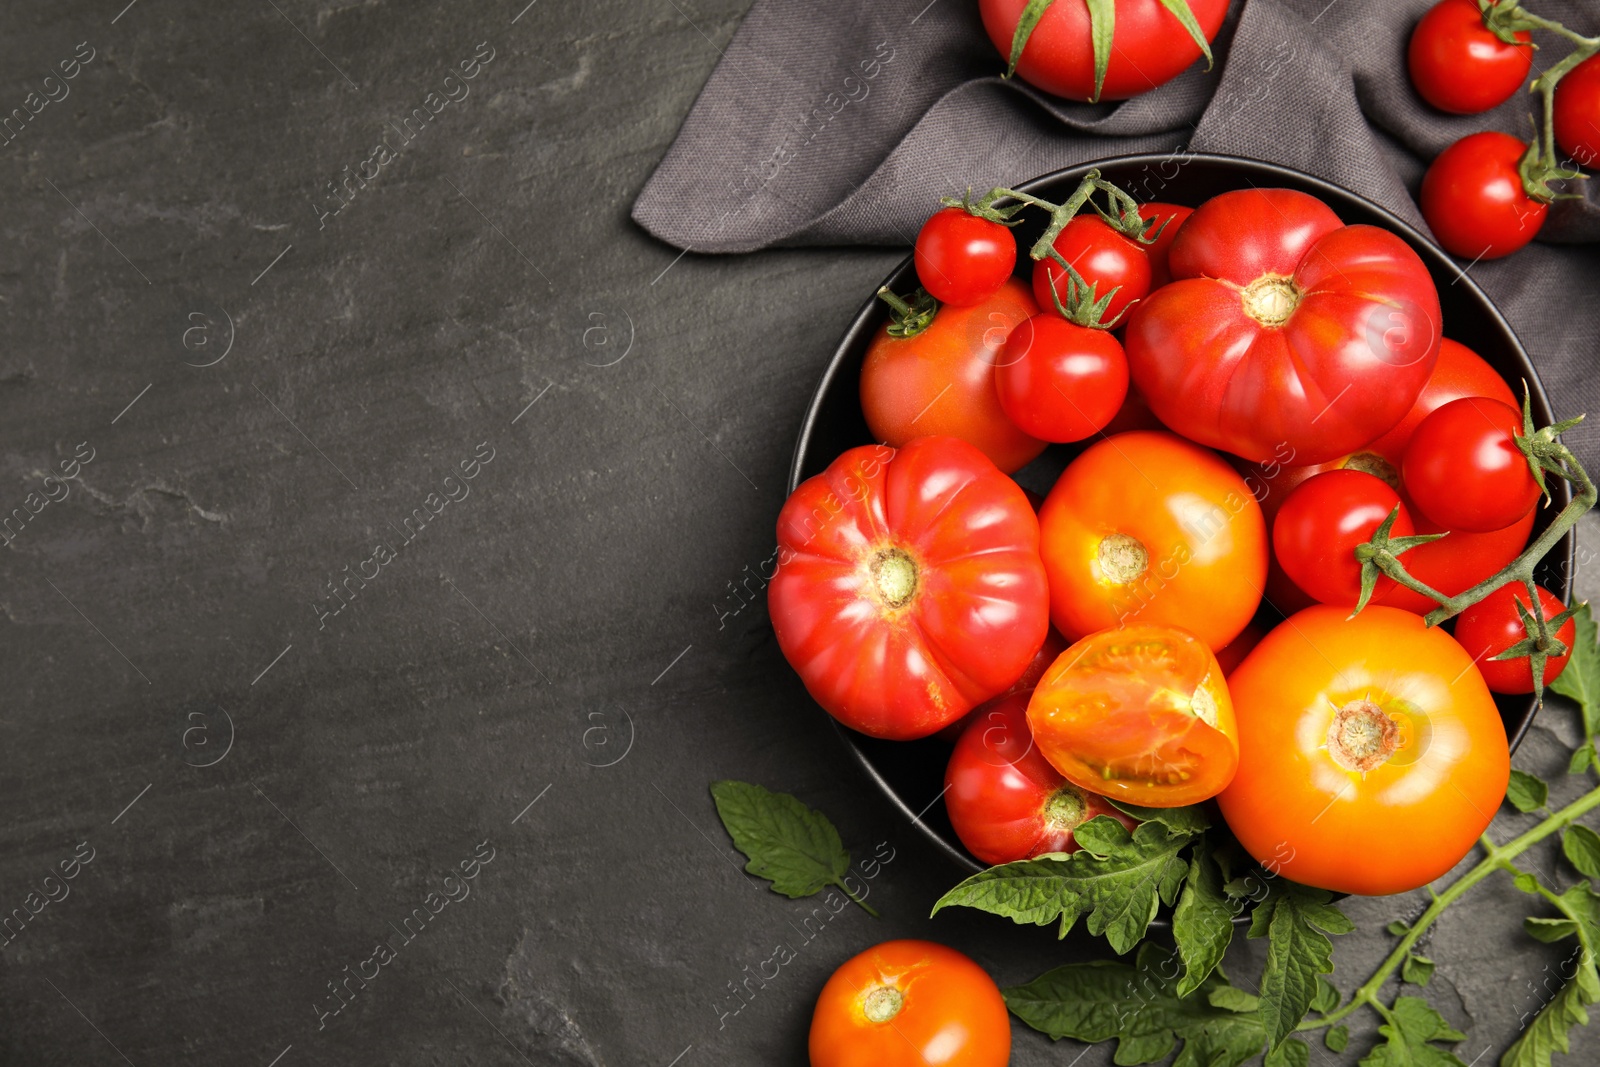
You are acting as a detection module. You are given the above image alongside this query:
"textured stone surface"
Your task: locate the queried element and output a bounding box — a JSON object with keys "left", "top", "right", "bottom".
{"left": 1, "top": 2, "right": 1598, "bottom": 1065}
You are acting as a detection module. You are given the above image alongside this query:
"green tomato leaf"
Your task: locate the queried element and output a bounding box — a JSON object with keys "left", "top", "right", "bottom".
{"left": 932, "top": 816, "right": 1194, "bottom": 954}
{"left": 709, "top": 780, "right": 851, "bottom": 901}
{"left": 1562, "top": 824, "right": 1600, "bottom": 879}
{"left": 1524, "top": 916, "right": 1581, "bottom": 943}
{"left": 1109, "top": 800, "right": 1211, "bottom": 835}
{"left": 1209, "top": 984, "right": 1260, "bottom": 1013}
{"left": 1085, "top": 0, "right": 1116, "bottom": 103}
{"left": 1515, "top": 871, "right": 1543, "bottom": 895}
{"left": 1174, "top": 838, "right": 1236, "bottom": 996}
{"left": 1327, "top": 1025, "right": 1350, "bottom": 1053}
{"left": 1503, "top": 882, "right": 1600, "bottom": 1067}
{"left": 1507, "top": 770, "right": 1550, "bottom": 813}
{"left": 1266, "top": 1037, "right": 1311, "bottom": 1067}
{"left": 1387, "top": 920, "right": 1412, "bottom": 936}
{"left": 1552, "top": 602, "right": 1600, "bottom": 772}
{"left": 1570, "top": 743, "right": 1595, "bottom": 775}
{"left": 1312, "top": 975, "right": 1341, "bottom": 1014}
{"left": 1253, "top": 881, "right": 1354, "bottom": 1048}
{"left": 1003, "top": 942, "right": 1267, "bottom": 1067}
{"left": 1359, "top": 996, "right": 1467, "bottom": 1067}
{"left": 1403, "top": 953, "right": 1436, "bottom": 987}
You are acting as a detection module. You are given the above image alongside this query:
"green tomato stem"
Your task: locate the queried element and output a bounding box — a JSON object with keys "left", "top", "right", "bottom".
{"left": 834, "top": 877, "right": 880, "bottom": 918}
{"left": 1298, "top": 782, "right": 1600, "bottom": 1033}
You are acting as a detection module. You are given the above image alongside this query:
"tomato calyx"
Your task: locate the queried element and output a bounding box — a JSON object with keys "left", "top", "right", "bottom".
{"left": 1325, "top": 698, "right": 1403, "bottom": 773}
{"left": 1489, "top": 579, "right": 1581, "bottom": 687}
{"left": 861, "top": 985, "right": 905, "bottom": 1023}
{"left": 1238, "top": 274, "right": 1301, "bottom": 328}
{"left": 876, "top": 285, "right": 939, "bottom": 339}
{"left": 1000, "top": 0, "right": 1216, "bottom": 103}
{"left": 870, "top": 547, "right": 920, "bottom": 609}
{"left": 1097, "top": 532, "right": 1149, "bottom": 584}
{"left": 1351, "top": 505, "right": 1448, "bottom": 615}
{"left": 1513, "top": 384, "right": 1587, "bottom": 499}
{"left": 1042, "top": 783, "right": 1089, "bottom": 832}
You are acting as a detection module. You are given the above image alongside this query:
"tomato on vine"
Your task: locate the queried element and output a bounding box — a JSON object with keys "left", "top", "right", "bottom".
{"left": 1420, "top": 131, "right": 1548, "bottom": 259}
{"left": 1402, "top": 396, "right": 1541, "bottom": 533}
{"left": 994, "top": 313, "right": 1128, "bottom": 442}
{"left": 859, "top": 279, "right": 1046, "bottom": 473}
{"left": 1032, "top": 215, "right": 1151, "bottom": 324}
{"left": 1274, "top": 470, "right": 1418, "bottom": 608}
{"left": 1555, "top": 53, "right": 1600, "bottom": 168}
{"left": 810, "top": 940, "right": 1010, "bottom": 1067}
{"left": 1026, "top": 623, "right": 1239, "bottom": 808}
{"left": 1453, "top": 583, "right": 1576, "bottom": 694}
{"left": 1408, "top": 0, "right": 1532, "bottom": 114}
{"left": 914, "top": 206, "right": 1018, "bottom": 306}
{"left": 945, "top": 692, "right": 1136, "bottom": 865}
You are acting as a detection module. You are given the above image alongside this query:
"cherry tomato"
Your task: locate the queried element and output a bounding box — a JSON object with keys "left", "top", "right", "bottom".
{"left": 1453, "top": 583, "right": 1574, "bottom": 694}
{"left": 1408, "top": 0, "right": 1532, "bottom": 114}
{"left": 1273, "top": 470, "right": 1417, "bottom": 608}
{"left": 945, "top": 692, "right": 1137, "bottom": 865}
{"left": 914, "top": 207, "right": 1018, "bottom": 307}
{"left": 1038, "top": 431, "right": 1267, "bottom": 652}
{"left": 1403, "top": 396, "right": 1539, "bottom": 533}
{"left": 771, "top": 437, "right": 1049, "bottom": 740}
{"left": 1126, "top": 187, "right": 1443, "bottom": 465}
{"left": 1140, "top": 202, "right": 1193, "bottom": 288}
{"left": 1032, "top": 215, "right": 1152, "bottom": 324}
{"left": 1420, "top": 131, "right": 1547, "bottom": 260}
{"left": 1027, "top": 624, "right": 1239, "bottom": 808}
{"left": 1373, "top": 506, "right": 1535, "bottom": 614}
{"left": 860, "top": 277, "right": 1046, "bottom": 473}
{"left": 809, "top": 940, "right": 1010, "bottom": 1067}
{"left": 1218, "top": 605, "right": 1510, "bottom": 895}
{"left": 1555, "top": 53, "right": 1600, "bottom": 168}
{"left": 979, "top": 0, "right": 1229, "bottom": 102}
{"left": 994, "top": 314, "right": 1129, "bottom": 442}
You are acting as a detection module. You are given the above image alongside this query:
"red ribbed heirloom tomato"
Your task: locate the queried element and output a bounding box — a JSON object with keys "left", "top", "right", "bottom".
{"left": 1038, "top": 430, "right": 1267, "bottom": 652}
{"left": 945, "top": 692, "right": 1136, "bottom": 865}
{"left": 1218, "top": 605, "right": 1511, "bottom": 896}
{"left": 770, "top": 436, "right": 1049, "bottom": 740}
{"left": 1125, "top": 187, "right": 1443, "bottom": 465}
{"left": 1453, "top": 583, "right": 1574, "bottom": 694}
{"left": 979, "top": 0, "right": 1229, "bottom": 102}
{"left": 810, "top": 940, "right": 1009, "bottom": 1067}
{"left": 1027, "top": 624, "right": 1239, "bottom": 807}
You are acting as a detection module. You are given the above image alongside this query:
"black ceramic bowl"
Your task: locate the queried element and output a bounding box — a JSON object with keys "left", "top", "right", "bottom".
{"left": 787, "top": 153, "right": 1575, "bottom": 877}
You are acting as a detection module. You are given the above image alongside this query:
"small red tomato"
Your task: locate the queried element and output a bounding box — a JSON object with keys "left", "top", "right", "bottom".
{"left": 1555, "top": 53, "right": 1600, "bottom": 169}
{"left": 1274, "top": 470, "right": 1417, "bottom": 608}
{"left": 1403, "top": 396, "right": 1539, "bottom": 533}
{"left": 914, "top": 207, "right": 1019, "bottom": 306}
{"left": 809, "top": 940, "right": 1010, "bottom": 1067}
{"left": 1420, "top": 132, "right": 1547, "bottom": 259}
{"left": 1032, "top": 215, "right": 1152, "bottom": 324}
{"left": 945, "top": 692, "right": 1137, "bottom": 865}
{"left": 994, "top": 314, "right": 1129, "bottom": 442}
{"left": 1454, "top": 584, "right": 1575, "bottom": 694}
{"left": 1407, "top": 0, "right": 1532, "bottom": 115}
{"left": 1139, "top": 202, "right": 1193, "bottom": 288}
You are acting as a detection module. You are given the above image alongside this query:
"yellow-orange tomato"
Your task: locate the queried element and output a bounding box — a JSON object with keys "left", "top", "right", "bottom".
{"left": 809, "top": 940, "right": 1009, "bottom": 1067}
{"left": 1217, "top": 605, "right": 1511, "bottom": 896}
{"left": 1038, "top": 431, "right": 1266, "bottom": 651}
{"left": 1026, "top": 624, "right": 1239, "bottom": 807}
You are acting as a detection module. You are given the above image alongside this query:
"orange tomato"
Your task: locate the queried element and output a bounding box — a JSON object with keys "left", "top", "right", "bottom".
{"left": 809, "top": 940, "right": 1009, "bottom": 1067}
{"left": 1218, "top": 605, "right": 1510, "bottom": 896}
{"left": 1038, "top": 431, "right": 1267, "bottom": 651}
{"left": 860, "top": 277, "right": 1045, "bottom": 474}
{"left": 1026, "top": 624, "right": 1239, "bottom": 807}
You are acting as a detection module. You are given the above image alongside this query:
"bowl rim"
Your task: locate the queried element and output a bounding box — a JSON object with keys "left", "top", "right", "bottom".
{"left": 786, "top": 150, "right": 1575, "bottom": 880}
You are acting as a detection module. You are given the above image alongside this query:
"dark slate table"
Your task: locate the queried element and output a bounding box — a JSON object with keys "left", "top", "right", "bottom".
{"left": 3, "top": 2, "right": 1598, "bottom": 1064}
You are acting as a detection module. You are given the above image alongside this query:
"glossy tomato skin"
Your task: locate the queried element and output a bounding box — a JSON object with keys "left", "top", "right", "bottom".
{"left": 915, "top": 207, "right": 1018, "bottom": 306}
{"left": 771, "top": 437, "right": 1049, "bottom": 740}
{"left": 1039, "top": 431, "right": 1267, "bottom": 651}
{"left": 979, "top": 0, "right": 1229, "bottom": 102}
{"left": 995, "top": 314, "right": 1129, "bottom": 442}
{"left": 1555, "top": 54, "right": 1600, "bottom": 168}
{"left": 1374, "top": 506, "right": 1535, "bottom": 614}
{"left": 1408, "top": 0, "right": 1532, "bottom": 114}
{"left": 933, "top": 626, "right": 1068, "bottom": 743}
{"left": 1420, "top": 131, "right": 1547, "bottom": 259}
{"left": 1126, "top": 188, "right": 1443, "bottom": 465}
{"left": 1218, "top": 605, "right": 1510, "bottom": 895}
{"left": 1027, "top": 624, "right": 1239, "bottom": 807}
{"left": 1032, "top": 216, "right": 1152, "bottom": 324}
{"left": 810, "top": 940, "right": 1010, "bottom": 1067}
{"left": 1403, "top": 396, "right": 1540, "bottom": 532}
{"left": 1274, "top": 470, "right": 1416, "bottom": 607}
{"left": 946, "top": 692, "right": 1136, "bottom": 865}
{"left": 861, "top": 277, "right": 1046, "bottom": 473}
{"left": 1140, "top": 202, "right": 1194, "bottom": 288}
{"left": 1453, "top": 583, "right": 1574, "bottom": 694}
